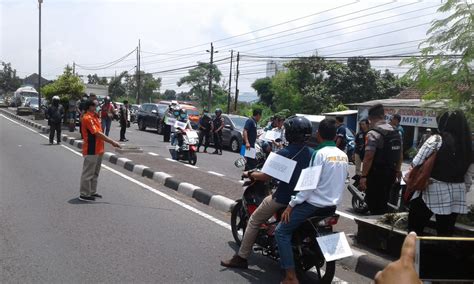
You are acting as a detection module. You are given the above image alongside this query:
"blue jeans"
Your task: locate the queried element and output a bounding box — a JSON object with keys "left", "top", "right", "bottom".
{"left": 101, "top": 117, "right": 112, "bottom": 136}
{"left": 275, "top": 202, "right": 336, "bottom": 269}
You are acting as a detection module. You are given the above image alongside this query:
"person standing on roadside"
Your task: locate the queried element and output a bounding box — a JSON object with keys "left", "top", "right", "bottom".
{"left": 353, "top": 119, "right": 369, "bottom": 186}
{"left": 78, "top": 94, "right": 89, "bottom": 139}
{"left": 335, "top": 116, "right": 347, "bottom": 152}
{"left": 46, "top": 96, "right": 64, "bottom": 145}
{"left": 79, "top": 100, "right": 121, "bottom": 202}
{"left": 197, "top": 109, "right": 212, "bottom": 153}
{"left": 100, "top": 96, "right": 115, "bottom": 136}
{"left": 243, "top": 109, "right": 262, "bottom": 169}
{"left": 390, "top": 113, "right": 404, "bottom": 140}
{"left": 408, "top": 111, "right": 471, "bottom": 236}
{"left": 359, "top": 104, "right": 403, "bottom": 215}
{"left": 119, "top": 100, "right": 129, "bottom": 142}
{"left": 212, "top": 108, "right": 225, "bottom": 155}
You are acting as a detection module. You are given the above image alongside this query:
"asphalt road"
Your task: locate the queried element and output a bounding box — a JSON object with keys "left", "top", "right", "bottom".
{"left": 0, "top": 115, "right": 371, "bottom": 283}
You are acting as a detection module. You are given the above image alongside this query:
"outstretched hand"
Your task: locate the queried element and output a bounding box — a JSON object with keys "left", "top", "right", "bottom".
{"left": 374, "top": 232, "right": 421, "bottom": 284}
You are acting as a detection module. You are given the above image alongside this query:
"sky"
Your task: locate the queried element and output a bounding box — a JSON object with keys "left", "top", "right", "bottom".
{"left": 0, "top": 0, "right": 444, "bottom": 99}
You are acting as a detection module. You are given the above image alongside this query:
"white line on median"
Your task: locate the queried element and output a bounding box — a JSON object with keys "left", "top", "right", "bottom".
{"left": 184, "top": 164, "right": 198, "bottom": 169}
{"left": 165, "top": 158, "right": 177, "bottom": 162}
{"left": 148, "top": 152, "right": 159, "bottom": 156}
{"left": 208, "top": 171, "right": 225, "bottom": 177}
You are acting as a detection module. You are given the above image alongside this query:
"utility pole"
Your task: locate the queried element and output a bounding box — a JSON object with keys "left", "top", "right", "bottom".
{"left": 227, "top": 50, "right": 233, "bottom": 114}
{"left": 207, "top": 43, "right": 214, "bottom": 110}
{"left": 136, "top": 39, "right": 141, "bottom": 104}
{"left": 38, "top": 0, "right": 43, "bottom": 108}
{"left": 234, "top": 52, "right": 240, "bottom": 112}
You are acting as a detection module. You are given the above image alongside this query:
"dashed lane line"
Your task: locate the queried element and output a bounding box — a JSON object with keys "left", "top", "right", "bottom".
{"left": 148, "top": 152, "right": 159, "bottom": 156}
{"left": 208, "top": 171, "right": 225, "bottom": 177}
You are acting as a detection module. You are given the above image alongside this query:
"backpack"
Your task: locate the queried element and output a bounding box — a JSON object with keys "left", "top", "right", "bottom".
{"left": 371, "top": 127, "right": 402, "bottom": 170}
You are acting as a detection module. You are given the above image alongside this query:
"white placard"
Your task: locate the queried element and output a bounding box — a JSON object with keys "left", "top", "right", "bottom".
{"left": 263, "top": 130, "right": 281, "bottom": 141}
{"left": 316, "top": 232, "right": 353, "bottom": 262}
{"left": 261, "top": 152, "right": 297, "bottom": 183}
{"left": 166, "top": 117, "right": 176, "bottom": 126}
{"left": 244, "top": 147, "right": 256, "bottom": 159}
{"left": 187, "top": 130, "right": 199, "bottom": 139}
{"left": 174, "top": 120, "right": 187, "bottom": 129}
{"left": 294, "top": 165, "right": 322, "bottom": 191}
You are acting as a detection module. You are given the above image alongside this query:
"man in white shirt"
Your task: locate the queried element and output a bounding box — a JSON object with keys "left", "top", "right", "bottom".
{"left": 274, "top": 118, "right": 348, "bottom": 284}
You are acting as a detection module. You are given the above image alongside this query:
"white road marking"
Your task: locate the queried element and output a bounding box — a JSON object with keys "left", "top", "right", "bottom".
{"left": 184, "top": 164, "right": 198, "bottom": 169}
{"left": 148, "top": 152, "right": 159, "bottom": 156}
{"left": 165, "top": 158, "right": 177, "bottom": 162}
{"left": 208, "top": 171, "right": 225, "bottom": 177}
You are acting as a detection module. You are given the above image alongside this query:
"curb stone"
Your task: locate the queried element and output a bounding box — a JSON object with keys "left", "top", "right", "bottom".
{"left": 0, "top": 108, "right": 390, "bottom": 278}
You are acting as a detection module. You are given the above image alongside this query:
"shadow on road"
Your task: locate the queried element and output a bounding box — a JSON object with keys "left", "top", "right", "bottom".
{"left": 67, "top": 198, "right": 172, "bottom": 211}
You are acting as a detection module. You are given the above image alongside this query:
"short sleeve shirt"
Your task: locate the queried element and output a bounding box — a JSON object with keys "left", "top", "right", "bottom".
{"left": 272, "top": 144, "right": 314, "bottom": 205}
{"left": 81, "top": 112, "right": 105, "bottom": 156}
{"left": 365, "top": 121, "right": 395, "bottom": 152}
{"left": 244, "top": 117, "right": 258, "bottom": 147}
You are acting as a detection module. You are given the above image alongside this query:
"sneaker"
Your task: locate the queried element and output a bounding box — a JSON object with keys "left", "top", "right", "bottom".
{"left": 78, "top": 195, "right": 96, "bottom": 202}
{"left": 57, "top": 142, "right": 61, "bottom": 145}
{"left": 92, "top": 193, "right": 102, "bottom": 198}
{"left": 220, "top": 255, "right": 248, "bottom": 269}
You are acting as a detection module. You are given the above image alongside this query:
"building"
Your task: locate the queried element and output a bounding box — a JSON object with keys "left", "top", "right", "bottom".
{"left": 348, "top": 98, "right": 446, "bottom": 150}
{"left": 23, "top": 73, "right": 50, "bottom": 90}
{"left": 84, "top": 84, "right": 108, "bottom": 99}
{"left": 265, "top": 60, "right": 288, "bottom": 78}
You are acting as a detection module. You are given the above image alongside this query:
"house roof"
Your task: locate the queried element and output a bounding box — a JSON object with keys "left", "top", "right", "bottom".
{"left": 347, "top": 98, "right": 448, "bottom": 109}
{"left": 393, "top": 88, "right": 424, "bottom": 99}
{"left": 323, "top": 110, "right": 358, "bottom": 116}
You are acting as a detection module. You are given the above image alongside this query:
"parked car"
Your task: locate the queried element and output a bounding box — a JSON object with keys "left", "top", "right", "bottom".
{"left": 136, "top": 102, "right": 168, "bottom": 133}
{"left": 0, "top": 95, "right": 8, "bottom": 108}
{"left": 208, "top": 114, "right": 248, "bottom": 152}
{"left": 24, "top": 97, "right": 46, "bottom": 113}
{"left": 10, "top": 86, "right": 38, "bottom": 107}
{"left": 130, "top": 104, "right": 140, "bottom": 123}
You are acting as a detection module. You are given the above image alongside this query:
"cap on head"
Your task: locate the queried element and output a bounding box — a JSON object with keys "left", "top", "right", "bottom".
{"left": 426, "top": 128, "right": 431, "bottom": 132}
{"left": 52, "top": 96, "right": 60, "bottom": 101}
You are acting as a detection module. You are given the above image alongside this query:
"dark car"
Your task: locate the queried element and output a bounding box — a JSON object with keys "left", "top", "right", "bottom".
{"left": 209, "top": 114, "right": 248, "bottom": 152}
{"left": 136, "top": 103, "right": 168, "bottom": 133}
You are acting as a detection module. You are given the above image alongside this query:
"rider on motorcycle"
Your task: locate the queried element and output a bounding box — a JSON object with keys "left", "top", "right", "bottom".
{"left": 275, "top": 118, "right": 349, "bottom": 284}
{"left": 175, "top": 108, "right": 192, "bottom": 149}
{"left": 221, "top": 116, "right": 314, "bottom": 269}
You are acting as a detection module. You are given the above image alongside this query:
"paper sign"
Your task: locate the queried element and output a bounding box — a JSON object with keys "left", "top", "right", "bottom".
{"left": 166, "top": 117, "right": 176, "bottom": 126}
{"left": 263, "top": 130, "right": 281, "bottom": 141}
{"left": 316, "top": 232, "right": 353, "bottom": 262}
{"left": 294, "top": 165, "right": 322, "bottom": 191}
{"left": 261, "top": 152, "right": 297, "bottom": 183}
{"left": 187, "top": 130, "right": 199, "bottom": 139}
{"left": 244, "top": 147, "right": 257, "bottom": 159}
{"left": 174, "top": 120, "right": 187, "bottom": 129}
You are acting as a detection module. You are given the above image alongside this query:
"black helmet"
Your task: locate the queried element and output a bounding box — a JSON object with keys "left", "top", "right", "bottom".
{"left": 284, "top": 116, "right": 312, "bottom": 143}
{"left": 215, "top": 108, "right": 222, "bottom": 115}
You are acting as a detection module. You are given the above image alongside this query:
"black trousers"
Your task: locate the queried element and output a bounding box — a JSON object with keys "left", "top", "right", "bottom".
{"left": 213, "top": 131, "right": 223, "bottom": 152}
{"left": 366, "top": 168, "right": 396, "bottom": 215}
{"left": 245, "top": 158, "right": 257, "bottom": 171}
{"left": 49, "top": 123, "right": 61, "bottom": 144}
{"left": 163, "top": 124, "right": 171, "bottom": 142}
{"left": 198, "top": 130, "right": 210, "bottom": 150}
{"left": 120, "top": 123, "right": 126, "bottom": 140}
{"left": 408, "top": 196, "right": 458, "bottom": 236}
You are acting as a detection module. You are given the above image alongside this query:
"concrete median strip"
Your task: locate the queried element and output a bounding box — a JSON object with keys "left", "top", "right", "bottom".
{"left": 1, "top": 107, "right": 390, "bottom": 278}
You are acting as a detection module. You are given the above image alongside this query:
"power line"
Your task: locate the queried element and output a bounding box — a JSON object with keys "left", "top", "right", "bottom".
{"left": 75, "top": 48, "right": 137, "bottom": 70}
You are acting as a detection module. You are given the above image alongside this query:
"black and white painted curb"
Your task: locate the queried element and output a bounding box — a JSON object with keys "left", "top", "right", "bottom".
{"left": 1, "top": 108, "right": 391, "bottom": 277}
{"left": 0, "top": 108, "right": 236, "bottom": 213}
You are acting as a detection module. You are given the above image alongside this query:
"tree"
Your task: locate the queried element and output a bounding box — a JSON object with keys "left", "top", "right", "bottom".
{"left": 41, "top": 65, "right": 85, "bottom": 101}
{"left": 0, "top": 62, "right": 22, "bottom": 94}
{"left": 161, "top": 89, "right": 177, "bottom": 100}
{"left": 403, "top": 0, "right": 473, "bottom": 119}
{"left": 177, "top": 62, "right": 223, "bottom": 107}
{"left": 108, "top": 71, "right": 128, "bottom": 100}
{"left": 126, "top": 71, "right": 162, "bottom": 103}
{"left": 87, "top": 73, "right": 108, "bottom": 85}
{"left": 251, "top": 77, "right": 275, "bottom": 110}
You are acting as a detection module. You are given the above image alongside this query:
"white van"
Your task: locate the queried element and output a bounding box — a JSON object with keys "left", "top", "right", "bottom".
{"left": 11, "top": 86, "right": 38, "bottom": 107}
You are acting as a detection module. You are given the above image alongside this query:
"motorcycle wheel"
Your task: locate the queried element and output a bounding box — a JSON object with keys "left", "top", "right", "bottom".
{"left": 189, "top": 151, "right": 197, "bottom": 165}
{"left": 296, "top": 259, "right": 335, "bottom": 284}
{"left": 352, "top": 195, "right": 369, "bottom": 214}
{"left": 230, "top": 200, "right": 247, "bottom": 246}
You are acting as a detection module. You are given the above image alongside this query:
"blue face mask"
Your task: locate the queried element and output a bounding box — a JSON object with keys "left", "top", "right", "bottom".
{"left": 173, "top": 111, "right": 180, "bottom": 116}
{"left": 180, "top": 114, "right": 187, "bottom": 119}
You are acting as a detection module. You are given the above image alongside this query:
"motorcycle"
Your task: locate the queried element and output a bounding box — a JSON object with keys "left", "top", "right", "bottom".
{"left": 172, "top": 128, "right": 198, "bottom": 165}
{"left": 231, "top": 176, "right": 339, "bottom": 283}
{"left": 347, "top": 176, "right": 408, "bottom": 214}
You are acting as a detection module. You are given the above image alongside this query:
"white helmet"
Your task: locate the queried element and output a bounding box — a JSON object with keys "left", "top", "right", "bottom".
{"left": 52, "top": 96, "right": 60, "bottom": 101}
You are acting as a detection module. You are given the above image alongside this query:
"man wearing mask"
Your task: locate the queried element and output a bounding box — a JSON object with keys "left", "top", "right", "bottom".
{"left": 243, "top": 109, "right": 262, "bottom": 169}
{"left": 360, "top": 104, "right": 403, "bottom": 215}
{"left": 46, "top": 96, "right": 64, "bottom": 145}
{"left": 100, "top": 96, "right": 115, "bottom": 136}
{"left": 119, "top": 100, "right": 129, "bottom": 142}
{"left": 197, "top": 109, "right": 212, "bottom": 153}
{"left": 79, "top": 100, "right": 121, "bottom": 202}
{"left": 212, "top": 108, "right": 225, "bottom": 155}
